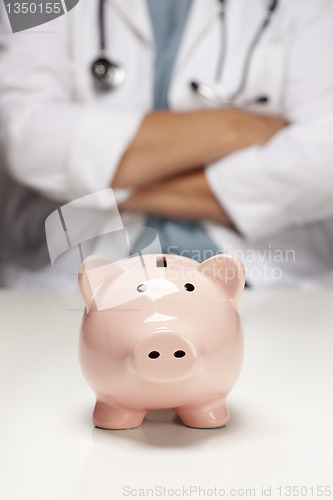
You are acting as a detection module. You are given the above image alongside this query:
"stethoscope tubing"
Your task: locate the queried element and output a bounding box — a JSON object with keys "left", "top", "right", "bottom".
{"left": 192, "top": 0, "right": 279, "bottom": 106}
{"left": 92, "top": 0, "right": 279, "bottom": 104}
{"left": 98, "top": 0, "right": 107, "bottom": 55}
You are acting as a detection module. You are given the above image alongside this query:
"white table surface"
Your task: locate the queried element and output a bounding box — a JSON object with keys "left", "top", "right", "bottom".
{"left": 0, "top": 289, "right": 332, "bottom": 500}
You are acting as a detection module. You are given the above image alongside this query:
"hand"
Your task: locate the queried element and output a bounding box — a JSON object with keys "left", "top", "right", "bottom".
{"left": 242, "top": 113, "right": 287, "bottom": 145}
{"left": 119, "top": 170, "right": 233, "bottom": 226}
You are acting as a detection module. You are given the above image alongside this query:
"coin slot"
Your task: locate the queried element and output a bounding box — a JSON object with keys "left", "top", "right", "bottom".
{"left": 156, "top": 256, "right": 167, "bottom": 268}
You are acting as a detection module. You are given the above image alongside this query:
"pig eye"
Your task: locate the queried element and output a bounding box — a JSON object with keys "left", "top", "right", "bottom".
{"left": 184, "top": 283, "right": 195, "bottom": 292}
{"left": 137, "top": 283, "right": 148, "bottom": 293}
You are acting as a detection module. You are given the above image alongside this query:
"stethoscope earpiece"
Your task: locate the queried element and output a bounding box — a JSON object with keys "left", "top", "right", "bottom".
{"left": 191, "top": 81, "right": 270, "bottom": 107}
{"left": 91, "top": 57, "right": 126, "bottom": 91}
{"left": 255, "top": 95, "right": 269, "bottom": 104}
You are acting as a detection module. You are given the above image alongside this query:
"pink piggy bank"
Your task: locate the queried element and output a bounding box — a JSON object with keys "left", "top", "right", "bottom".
{"left": 78, "top": 253, "right": 245, "bottom": 429}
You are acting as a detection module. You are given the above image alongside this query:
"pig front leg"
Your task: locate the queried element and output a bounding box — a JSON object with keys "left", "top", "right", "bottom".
{"left": 93, "top": 400, "right": 147, "bottom": 430}
{"left": 175, "top": 395, "right": 230, "bottom": 429}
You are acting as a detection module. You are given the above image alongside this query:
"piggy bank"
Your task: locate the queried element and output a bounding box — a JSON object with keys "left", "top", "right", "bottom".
{"left": 78, "top": 253, "right": 245, "bottom": 429}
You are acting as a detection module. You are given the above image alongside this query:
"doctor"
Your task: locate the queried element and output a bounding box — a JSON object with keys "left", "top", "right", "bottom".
{"left": 0, "top": 0, "right": 333, "bottom": 288}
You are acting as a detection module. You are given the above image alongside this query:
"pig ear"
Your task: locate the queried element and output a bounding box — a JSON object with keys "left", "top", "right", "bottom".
{"left": 198, "top": 254, "right": 245, "bottom": 306}
{"left": 78, "top": 255, "right": 125, "bottom": 311}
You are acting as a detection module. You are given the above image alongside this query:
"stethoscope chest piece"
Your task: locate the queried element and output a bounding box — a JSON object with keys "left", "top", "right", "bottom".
{"left": 91, "top": 57, "right": 126, "bottom": 91}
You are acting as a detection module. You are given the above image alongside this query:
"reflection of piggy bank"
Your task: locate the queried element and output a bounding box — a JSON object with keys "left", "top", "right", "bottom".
{"left": 78, "top": 253, "right": 245, "bottom": 429}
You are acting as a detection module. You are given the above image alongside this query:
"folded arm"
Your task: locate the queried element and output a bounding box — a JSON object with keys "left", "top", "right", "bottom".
{"left": 112, "top": 109, "right": 286, "bottom": 189}
{"left": 115, "top": 110, "right": 286, "bottom": 224}
{"left": 119, "top": 169, "right": 233, "bottom": 224}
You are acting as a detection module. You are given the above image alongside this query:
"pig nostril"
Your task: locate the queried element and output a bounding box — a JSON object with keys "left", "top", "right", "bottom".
{"left": 174, "top": 350, "right": 186, "bottom": 358}
{"left": 184, "top": 283, "right": 195, "bottom": 292}
{"left": 148, "top": 351, "right": 160, "bottom": 359}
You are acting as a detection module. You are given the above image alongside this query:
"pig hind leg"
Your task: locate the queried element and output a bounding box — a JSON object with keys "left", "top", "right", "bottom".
{"left": 93, "top": 400, "right": 147, "bottom": 430}
{"left": 175, "top": 395, "right": 229, "bottom": 429}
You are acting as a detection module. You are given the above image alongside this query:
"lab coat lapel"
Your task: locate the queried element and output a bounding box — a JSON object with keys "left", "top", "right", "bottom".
{"left": 107, "top": 0, "right": 154, "bottom": 47}
{"left": 174, "top": 0, "right": 217, "bottom": 75}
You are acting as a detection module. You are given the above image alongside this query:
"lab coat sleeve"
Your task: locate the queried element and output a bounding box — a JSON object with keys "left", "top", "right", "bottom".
{"left": 0, "top": 12, "right": 144, "bottom": 203}
{"left": 205, "top": 2, "right": 333, "bottom": 241}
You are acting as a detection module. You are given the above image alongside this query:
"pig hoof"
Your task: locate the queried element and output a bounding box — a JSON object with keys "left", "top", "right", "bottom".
{"left": 175, "top": 400, "right": 230, "bottom": 429}
{"left": 93, "top": 401, "right": 147, "bottom": 430}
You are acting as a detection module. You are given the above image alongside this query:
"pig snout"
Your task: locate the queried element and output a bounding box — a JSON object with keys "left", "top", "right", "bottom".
{"left": 131, "top": 332, "right": 198, "bottom": 381}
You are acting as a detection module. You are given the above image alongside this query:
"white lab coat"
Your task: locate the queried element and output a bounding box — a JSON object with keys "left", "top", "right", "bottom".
{"left": 0, "top": 0, "right": 333, "bottom": 288}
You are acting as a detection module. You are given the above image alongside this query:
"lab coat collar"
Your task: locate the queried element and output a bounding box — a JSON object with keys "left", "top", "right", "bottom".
{"left": 107, "top": 0, "right": 154, "bottom": 47}
{"left": 106, "top": 0, "right": 216, "bottom": 54}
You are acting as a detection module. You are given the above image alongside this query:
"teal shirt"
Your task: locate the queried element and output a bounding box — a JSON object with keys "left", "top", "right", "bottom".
{"left": 146, "top": 0, "right": 193, "bottom": 109}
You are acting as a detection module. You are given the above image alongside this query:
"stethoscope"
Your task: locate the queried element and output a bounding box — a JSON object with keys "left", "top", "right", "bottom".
{"left": 91, "top": 0, "right": 279, "bottom": 106}
{"left": 91, "top": 0, "right": 126, "bottom": 91}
